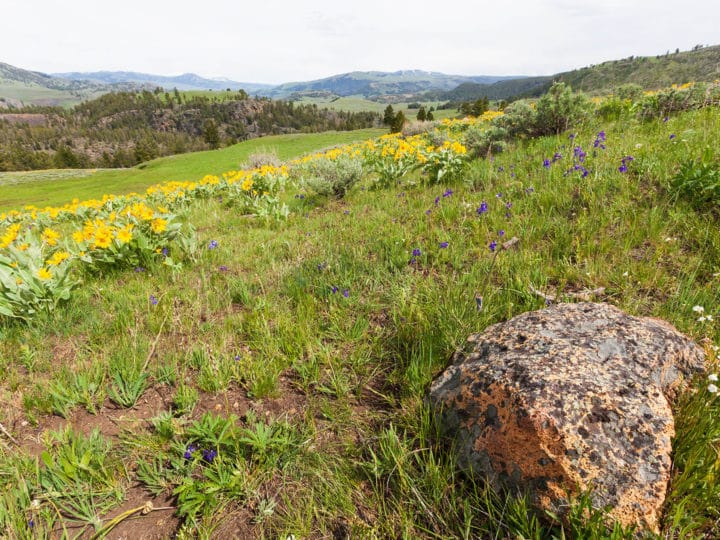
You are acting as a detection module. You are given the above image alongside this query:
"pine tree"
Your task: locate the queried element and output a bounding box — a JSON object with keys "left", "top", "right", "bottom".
{"left": 383, "top": 105, "right": 395, "bottom": 126}
{"left": 416, "top": 106, "right": 427, "bottom": 122}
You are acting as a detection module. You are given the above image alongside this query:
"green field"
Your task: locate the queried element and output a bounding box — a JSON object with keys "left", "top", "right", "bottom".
{"left": 291, "top": 94, "right": 458, "bottom": 119}
{"left": 2, "top": 94, "right": 720, "bottom": 537}
{"left": 0, "top": 128, "right": 385, "bottom": 212}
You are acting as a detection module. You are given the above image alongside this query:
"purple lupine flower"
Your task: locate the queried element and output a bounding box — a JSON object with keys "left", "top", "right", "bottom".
{"left": 342, "top": 289, "right": 350, "bottom": 298}
{"left": 553, "top": 152, "right": 562, "bottom": 162}
{"left": 496, "top": 193, "right": 502, "bottom": 198}
{"left": 149, "top": 294, "right": 158, "bottom": 306}
{"left": 412, "top": 248, "right": 422, "bottom": 257}
{"left": 442, "top": 188, "right": 453, "bottom": 198}
{"left": 202, "top": 449, "right": 217, "bottom": 463}
{"left": 477, "top": 201, "right": 488, "bottom": 215}
{"left": 619, "top": 164, "right": 628, "bottom": 173}
{"left": 663, "top": 116, "right": 669, "bottom": 123}
{"left": 669, "top": 133, "right": 676, "bottom": 140}
{"left": 439, "top": 242, "right": 449, "bottom": 249}
{"left": 543, "top": 159, "right": 551, "bottom": 168}
{"left": 489, "top": 240, "right": 498, "bottom": 252}
{"left": 498, "top": 230, "right": 505, "bottom": 236}
{"left": 597, "top": 131, "right": 606, "bottom": 141}
{"left": 569, "top": 133, "right": 576, "bottom": 140}
{"left": 208, "top": 240, "right": 218, "bottom": 249}
{"left": 162, "top": 247, "right": 169, "bottom": 257}
{"left": 331, "top": 286, "right": 338, "bottom": 294}
{"left": 184, "top": 444, "right": 197, "bottom": 459}
{"left": 505, "top": 202, "right": 512, "bottom": 209}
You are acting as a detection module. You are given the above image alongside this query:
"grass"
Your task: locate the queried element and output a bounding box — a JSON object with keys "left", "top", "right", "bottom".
{"left": 0, "top": 128, "right": 385, "bottom": 212}
{"left": 0, "top": 107, "right": 719, "bottom": 537}
{"left": 291, "top": 94, "right": 458, "bottom": 120}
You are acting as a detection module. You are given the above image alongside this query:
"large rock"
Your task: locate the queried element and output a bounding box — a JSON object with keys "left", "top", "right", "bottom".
{"left": 429, "top": 302, "right": 705, "bottom": 531}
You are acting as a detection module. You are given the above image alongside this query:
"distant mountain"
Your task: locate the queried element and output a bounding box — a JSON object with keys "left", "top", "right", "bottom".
{"left": 0, "top": 62, "right": 143, "bottom": 107}
{"left": 53, "top": 71, "right": 275, "bottom": 94}
{"left": 265, "top": 70, "right": 523, "bottom": 99}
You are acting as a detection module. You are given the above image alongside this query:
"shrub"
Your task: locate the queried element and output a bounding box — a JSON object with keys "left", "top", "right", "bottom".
{"left": 493, "top": 100, "right": 537, "bottom": 139}
{"left": 669, "top": 146, "right": 720, "bottom": 208}
{"left": 402, "top": 120, "right": 438, "bottom": 137}
{"left": 243, "top": 149, "right": 281, "bottom": 169}
{"left": 464, "top": 125, "right": 510, "bottom": 158}
{"left": 294, "top": 155, "right": 363, "bottom": 198}
{"left": 534, "top": 82, "right": 590, "bottom": 135}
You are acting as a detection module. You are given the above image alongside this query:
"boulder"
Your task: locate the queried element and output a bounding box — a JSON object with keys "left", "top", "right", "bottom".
{"left": 429, "top": 302, "right": 705, "bottom": 531}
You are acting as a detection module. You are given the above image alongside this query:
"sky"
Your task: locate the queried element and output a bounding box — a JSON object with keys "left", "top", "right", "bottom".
{"left": 3, "top": 0, "right": 719, "bottom": 84}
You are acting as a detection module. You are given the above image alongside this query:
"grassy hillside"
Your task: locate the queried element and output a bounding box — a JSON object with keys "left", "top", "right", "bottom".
{"left": 1, "top": 90, "right": 719, "bottom": 537}
{"left": 429, "top": 45, "right": 720, "bottom": 103}
{"left": 559, "top": 45, "right": 720, "bottom": 92}
{"left": 0, "top": 128, "right": 385, "bottom": 211}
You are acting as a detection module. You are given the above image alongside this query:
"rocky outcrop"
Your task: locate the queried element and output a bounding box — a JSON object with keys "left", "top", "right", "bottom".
{"left": 429, "top": 302, "right": 705, "bottom": 531}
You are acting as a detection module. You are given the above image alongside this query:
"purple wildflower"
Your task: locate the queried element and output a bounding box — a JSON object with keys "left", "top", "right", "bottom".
{"left": 149, "top": 295, "right": 158, "bottom": 306}
{"left": 202, "top": 449, "right": 217, "bottom": 463}
{"left": 498, "top": 230, "right": 505, "bottom": 236}
{"left": 439, "top": 241, "right": 449, "bottom": 249}
{"left": 663, "top": 116, "right": 669, "bottom": 123}
{"left": 442, "top": 188, "right": 453, "bottom": 198}
{"left": 208, "top": 240, "right": 218, "bottom": 250}
{"left": 543, "top": 159, "right": 551, "bottom": 168}
{"left": 219, "top": 265, "right": 228, "bottom": 272}
{"left": 477, "top": 201, "right": 488, "bottom": 215}
{"left": 342, "top": 289, "right": 350, "bottom": 298}
{"left": 184, "top": 444, "right": 197, "bottom": 459}
{"left": 489, "top": 240, "right": 498, "bottom": 252}
{"left": 412, "top": 248, "right": 422, "bottom": 257}
{"left": 161, "top": 247, "right": 169, "bottom": 257}
{"left": 553, "top": 152, "right": 562, "bottom": 162}
{"left": 434, "top": 196, "right": 440, "bottom": 206}
{"left": 505, "top": 202, "right": 512, "bottom": 209}
{"left": 618, "top": 164, "right": 628, "bottom": 173}
{"left": 331, "top": 286, "right": 338, "bottom": 294}
{"left": 425, "top": 209, "right": 432, "bottom": 215}
{"left": 669, "top": 134, "right": 676, "bottom": 140}
{"left": 134, "top": 267, "right": 145, "bottom": 273}
{"left": 496, "top": 193, "right": 502, "bottom": 198}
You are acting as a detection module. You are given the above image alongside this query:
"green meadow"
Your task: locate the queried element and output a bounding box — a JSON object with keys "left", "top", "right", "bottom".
{"left": 0, "top": 128, "right": 384, "bottom": 212}
{"left": 0, "top": 98, "right": 719, "bottom": 538}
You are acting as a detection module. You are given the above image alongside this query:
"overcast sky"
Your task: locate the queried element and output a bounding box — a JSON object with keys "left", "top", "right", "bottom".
{"left": 3, "top": 0, "right": 719, "bottom": 84}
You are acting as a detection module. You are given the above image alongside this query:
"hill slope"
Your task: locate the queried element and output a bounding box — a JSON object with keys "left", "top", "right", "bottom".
{"left": 53, "top": 70, "right": 274, "bottom": 94}
{"left": 0, "top": 62, "right": 141, "bottom": 107}
{"left": 429, "top": 45, "right": 720, "bottom": 102}
{"left": 264, "top": 70, "right": 522, "bottom": 99}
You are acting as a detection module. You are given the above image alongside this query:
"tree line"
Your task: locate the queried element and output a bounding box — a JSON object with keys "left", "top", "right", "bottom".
{"left": 0, "top": 89, "right": 379, "bottom": 171}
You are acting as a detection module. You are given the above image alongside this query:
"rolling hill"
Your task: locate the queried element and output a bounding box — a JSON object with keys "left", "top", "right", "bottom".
{"left": 53, "top": 70, "right": 274, "bottom": 94}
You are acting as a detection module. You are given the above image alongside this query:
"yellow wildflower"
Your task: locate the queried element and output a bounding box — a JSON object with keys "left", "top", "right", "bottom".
{"left": 47, "top": 251, "right": 70, "bottom": 266}
{"left": 42, "top": 228, "right": 61, "bottom": 246}
{"left": 151, "top": 218, "right": 167, "bottom": 233}
{"left": 116, "top": 225, "right": 133, "bottom": 244}
{"left": 37, "top": 268, "right": 52, "bottom": 280}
